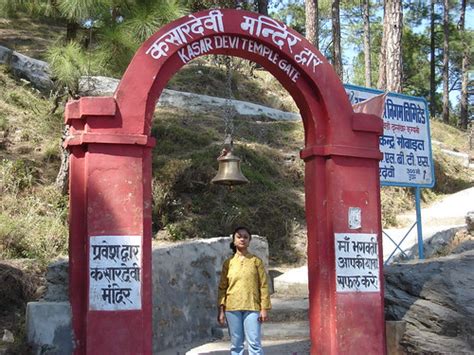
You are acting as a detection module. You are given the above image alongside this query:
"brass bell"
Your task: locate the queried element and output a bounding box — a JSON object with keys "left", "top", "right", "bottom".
{"left": 211, "top": 149, "right": 249, "bottom": 186}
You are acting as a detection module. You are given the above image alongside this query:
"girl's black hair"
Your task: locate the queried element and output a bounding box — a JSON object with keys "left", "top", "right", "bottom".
{"left": 229, "top": 226, "right": 252, "bottom": 254}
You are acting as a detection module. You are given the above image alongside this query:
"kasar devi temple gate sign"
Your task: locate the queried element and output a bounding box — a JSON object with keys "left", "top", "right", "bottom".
{"left": 64, "top": 9, "right": 386, "bottom": 354}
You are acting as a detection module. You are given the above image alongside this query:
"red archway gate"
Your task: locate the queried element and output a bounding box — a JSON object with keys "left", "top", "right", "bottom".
{"left": 65, "top": 9, "right": 385, "bottom": 354}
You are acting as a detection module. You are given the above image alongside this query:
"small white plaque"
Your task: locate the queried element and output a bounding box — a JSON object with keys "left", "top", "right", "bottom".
{"left": 348, "top": 207, "right": 362, "bottom": 229}
{"left": 89, "top": 235, "right": 142, "bottom": 311}
{"left": 335, "top": 233, "right": 380, "bottom": 293}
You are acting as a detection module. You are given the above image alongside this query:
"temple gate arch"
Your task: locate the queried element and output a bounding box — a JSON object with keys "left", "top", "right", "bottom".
{"left": 65, "top": 8, "right": 385, "bottom": 355}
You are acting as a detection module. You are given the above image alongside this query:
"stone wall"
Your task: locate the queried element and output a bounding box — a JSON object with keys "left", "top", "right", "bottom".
{"left": 27, "top": 236, "right": 269, "bottom": 353}
{"left": 152, "top": 236, "right": 268, "bottom": 351}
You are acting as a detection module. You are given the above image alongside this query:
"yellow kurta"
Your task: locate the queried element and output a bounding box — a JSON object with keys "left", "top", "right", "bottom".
{"left": 217, "top": 253, "right": 272, "bottom": 311}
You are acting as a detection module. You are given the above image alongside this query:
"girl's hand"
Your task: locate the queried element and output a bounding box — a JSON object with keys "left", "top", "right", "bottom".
{"left": 218, "top": 309, "right": 226, "bottom": 326}
{"left": 258, "top": 309, "right": 268, "bottom": 323}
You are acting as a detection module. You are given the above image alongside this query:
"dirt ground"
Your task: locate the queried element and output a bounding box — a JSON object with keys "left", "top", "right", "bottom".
{"left": 0, "top": 259, "right": 45, "bottom": 354}
{"left": 0, "top": 17, "right": 64, "bottom": 60}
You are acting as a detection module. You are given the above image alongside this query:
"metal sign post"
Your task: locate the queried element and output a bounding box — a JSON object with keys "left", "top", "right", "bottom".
{"left": 415, "top": 187, "right": 425, "bottom": 259}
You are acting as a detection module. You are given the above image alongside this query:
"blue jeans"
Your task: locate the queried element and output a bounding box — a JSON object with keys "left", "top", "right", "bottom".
{"left": 225, "top": 311, "right": 263, "bottom": 355}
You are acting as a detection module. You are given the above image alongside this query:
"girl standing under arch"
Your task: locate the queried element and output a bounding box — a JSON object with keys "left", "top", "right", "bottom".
{"left": 217, "top": 227, "right": 272, "bottom": 354}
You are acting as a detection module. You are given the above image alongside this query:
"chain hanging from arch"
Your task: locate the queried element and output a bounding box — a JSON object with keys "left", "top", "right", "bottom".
{"left": 223, "top": 55, "right": 236, "bottom": 140}
{"left": 210, "top": 55, "right": 249, "bottom": 186}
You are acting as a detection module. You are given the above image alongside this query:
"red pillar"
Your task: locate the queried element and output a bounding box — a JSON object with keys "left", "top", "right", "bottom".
{"left": 304, "top": 151, "right": 386, "bottom": 353}
{"left": 66, "top": 98, "right": 154, "bottom": 354}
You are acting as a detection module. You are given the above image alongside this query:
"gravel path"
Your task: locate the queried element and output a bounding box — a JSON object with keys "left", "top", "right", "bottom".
{"left": 158, "top": 338, "right": 311, "bottom": 355}
{"left": 383, "top": 186, "right": 474, "bottom": 261}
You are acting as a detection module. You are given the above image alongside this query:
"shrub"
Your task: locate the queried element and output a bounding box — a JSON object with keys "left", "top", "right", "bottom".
{"left": 0, "top": 159, "right": 36, "bottom": 194}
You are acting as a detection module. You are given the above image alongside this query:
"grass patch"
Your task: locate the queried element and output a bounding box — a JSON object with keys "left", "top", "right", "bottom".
{"left": 0, "top": 17, "right": 64, "bottom": 60}
{"left": 151, "top": 106, "right": 306, "bottom": 263}
{"left": 0, "top": 69, "right": 67, "bottom": 265}
{"left": 432, "top": 148, "right": 473, "bottom": 194}
{"left": 167, "top": 57, "right": 298, "bottom": 112}
{"left": 0, "top": 113, "right": 8, "bottom": 131}
{"left": 0, "top": 186, "right": 68, "bottom": 265}
{"left": 430, "top": 119, "right": 470, "bottom": 152}
{"left": 0, "top": 49, "right": 472, "bottom": 264}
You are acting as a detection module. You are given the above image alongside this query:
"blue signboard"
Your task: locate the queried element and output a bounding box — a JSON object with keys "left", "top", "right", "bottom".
{"left": 344, "top": 84, "right": 435, "bottom": 188}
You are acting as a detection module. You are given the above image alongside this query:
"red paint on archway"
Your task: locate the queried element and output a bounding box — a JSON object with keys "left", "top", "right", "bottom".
{"left": 65, "top": 9, "right": 385, "bottom": 354}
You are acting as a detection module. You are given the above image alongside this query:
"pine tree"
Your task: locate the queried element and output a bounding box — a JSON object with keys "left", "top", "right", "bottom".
{"left": 458, "top": 0, "right": 469, "bottom": 130}
{"left": 362, "top": 0, "right": 372, "bottom": 87}
{"left": 442, "top": 0, "right": 450, "bottom": 123}
{"left": 378, "top": 0, "right": 402, "bottom": 92}
{"left": 305, "top": 0, "right": 319, "bottom": 49}
{"left": 331, "top": 0, "right": 343, "bottom": 80}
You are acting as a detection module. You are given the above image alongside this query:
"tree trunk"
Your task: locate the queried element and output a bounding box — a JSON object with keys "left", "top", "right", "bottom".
{"left": 257, "top": 0, "right": 268, "bottom": 16}
{"left": 55, "top": 125, "right": 70, "bottom": 195}
{"left": 305, "top": 0, "right": 319, "bottom": 49}
{"left": 377, "top": 2, "right": 387, "bottom": 90}
{"left": 331, "top": 0, "right": 343, "bottom": 80}
{"left": 363, "top": 0, "right": 372, "bottom": 87}
{"left": 459, "top": 0, "right": 469, "bottom": 130}
{"left": 385, "top": 0, "right": 403, "bottom": 92}
{"left": 430, "top": 0, "right": 436, "bottom": 118}
{"left": 442, "top": 0, "right": 449, "bottom": 123}
{"left": 66, "top": 22, "right": 78, "bottom": 41}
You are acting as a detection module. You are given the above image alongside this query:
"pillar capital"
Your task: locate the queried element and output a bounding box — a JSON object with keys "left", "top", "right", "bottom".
{"left": 65, "top": 97, "right": 117, "bottom": 124}
{"left": 64, "top": 133, "right": 156, "bottom": 148}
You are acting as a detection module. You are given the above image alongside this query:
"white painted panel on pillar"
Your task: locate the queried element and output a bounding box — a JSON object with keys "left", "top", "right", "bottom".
{"left": 334, "top": 233, "right": 380, "bottom": 292}
{"left": 89, "top": 235, "right": 142, "bottom": 310}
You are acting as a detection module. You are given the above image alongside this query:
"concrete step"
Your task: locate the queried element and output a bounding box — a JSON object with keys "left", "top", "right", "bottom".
{"left": 270, "top": 297, "right": 309, "bottom": 322}
{"left": 213, "top": 320, "right": 310, "bottom": 341}
{"left": 272, "top": 266, "right": 308, "bottom": 297}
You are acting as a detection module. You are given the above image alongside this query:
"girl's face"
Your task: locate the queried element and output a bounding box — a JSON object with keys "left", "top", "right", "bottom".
{"left": 234, "top": 229, "right": 251, "bottom": 249}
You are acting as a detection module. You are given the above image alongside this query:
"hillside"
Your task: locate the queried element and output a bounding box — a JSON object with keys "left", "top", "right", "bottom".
{"left": 0, "top": 15, "right": 473, "bottom": 268}
{"left": 1, "top": 60, "right": 473, "bottom": 265}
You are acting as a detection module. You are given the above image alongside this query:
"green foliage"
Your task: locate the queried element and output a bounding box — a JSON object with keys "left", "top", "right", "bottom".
{"left": 42, "top": 142, "right": 61, "bottom": 162}
{"left": 0, "top": 187, "right": 68, "bottom": 264}
{"left": 124, "top": 0, "right": 187, "bottom": 43}
{"left": 0, "top": 114, "right": 8, "bottom": 132}
{"left": 270, "top": 0, "right": 306, "bottom": 35}
{"left": 57, "top": 0, "right": 107, "bottom": 21}
{"left": 380, "top": 187, "right": 414, "bottom": 227}
{"left": 0, "top": 159, "right": 36, "bottom": 194}
{"left": 401, "top": 27, "right": 431, "bottom": 98}
{"left": 0, "top": 68, "right": 64, "bottom": 148}
{"left": 46, "top": 41, "right": 90, "bottom": 92}
{"left": 0, "top": 0, "right": 35, "bottom": 17}
{"left": 94, "top": 24, "right": 137, "bottom": 76}
{"left": 1, "top": 0, "right": 188, "bottom": 79}
{"left": 0, "top": 70, "right": 68, "bottom": 264}
{"left": 186, "top": 0, "right": 252, "bottom": 12}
